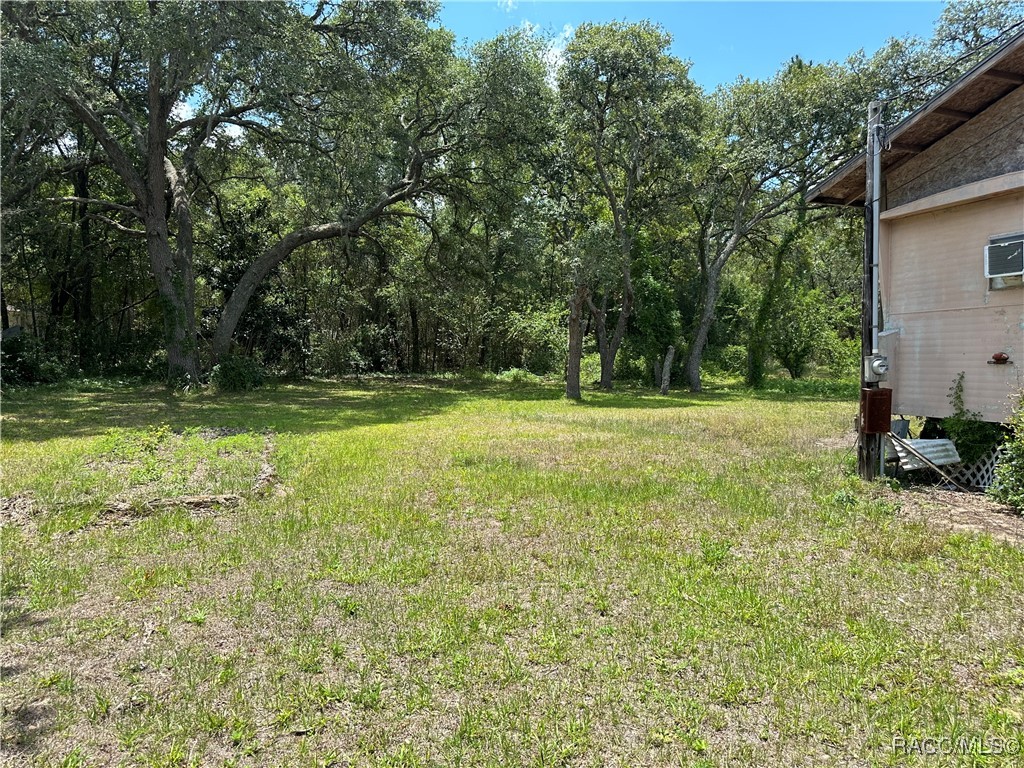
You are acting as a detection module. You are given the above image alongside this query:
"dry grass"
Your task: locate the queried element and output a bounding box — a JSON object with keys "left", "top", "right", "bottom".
{"left": 2, "top": 377, "right": 1023, "bottom": 767}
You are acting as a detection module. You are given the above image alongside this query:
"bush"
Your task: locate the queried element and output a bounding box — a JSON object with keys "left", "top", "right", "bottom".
{"left": 941, "top": 372, "right": 1003, "bottom": 465}
{"left": 991, "top": 393, "right": 1024, "bottom": 510}
{"left": 0, "top": 333, "right": 67, "bottom": 386}
{"left": 817, "top": 334, "right": 860, "bottom": 377}
{"left": 308, "top": 336, "right": 370, "bottom": 377}
{"left": 210, "top": 355, "right": 265, "bottom": 392}
{"left": 580, "top": 352, "right": 602, "bottom": 386}
{"left": 715, "top": 345, "right": 748, "bottom": 377}
{"left": 494, "top": 368, "right": 543, "bottom": 385}
{"left": 502, "top": 306, "right": 566, "bottom": 374}
{"left": 771, "top": 287, "right": 830, "bottom": 379}
{"left": 613, "top": 351, "right": 649, "bottom": 384}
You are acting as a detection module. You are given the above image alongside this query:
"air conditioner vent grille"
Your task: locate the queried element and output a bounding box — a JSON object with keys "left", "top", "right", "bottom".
{"left": 985, "top": 236, "right": 1024, "bottom": 278}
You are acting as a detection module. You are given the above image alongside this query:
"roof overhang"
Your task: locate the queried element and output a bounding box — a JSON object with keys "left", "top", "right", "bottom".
{"left": 807, "top": 30, "right": 1024, "bottom": 207}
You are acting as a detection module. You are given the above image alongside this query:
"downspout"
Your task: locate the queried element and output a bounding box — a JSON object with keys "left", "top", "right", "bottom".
{"left": 871, "top": 103, "right": 885, "bottom": 479}
{"left": 871, "top": 106, "right": 883, "bottom": 357}
{"left": 859, "top": 101, "right": 886, "bottom": 481}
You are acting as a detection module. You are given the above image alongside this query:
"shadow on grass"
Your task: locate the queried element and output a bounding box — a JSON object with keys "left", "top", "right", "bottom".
{"left": 0, "top": 375, "right": 857, "bottom": 443}
{"left": 0, "top": 380, "right": 473, "bottom": 443}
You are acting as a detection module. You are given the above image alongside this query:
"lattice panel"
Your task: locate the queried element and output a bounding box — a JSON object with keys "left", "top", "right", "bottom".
{"left": 950, "top": 446, "right": 1005, "bottom": 490}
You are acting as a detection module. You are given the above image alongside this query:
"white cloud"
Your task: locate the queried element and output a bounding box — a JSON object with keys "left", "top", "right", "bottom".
{"left": 171, "top": 100, "right": 196, "bottom": 121}
{"left": 543, "top": 24, "right": 575, "bottom": 83}
{"left": 520, "top": 18, "right": 540, "bottom": 36}
{"left": 220, "top": 122, "right": 244, "bottom": 139}
{"left": 498, "top": 0, "right": 517, "bottom": 12}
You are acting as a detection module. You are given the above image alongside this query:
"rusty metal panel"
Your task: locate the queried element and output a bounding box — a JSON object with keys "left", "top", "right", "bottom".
{"left": 861, "top": 387, "right": 893, "bottom": 434}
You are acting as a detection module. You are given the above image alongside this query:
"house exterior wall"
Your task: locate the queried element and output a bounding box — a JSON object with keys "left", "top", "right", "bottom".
{"left": 879, "top": 190, "right": 1024, "bottom": 422}
{"left": 886, "top": 85, "right": 1024, "bottom": 209}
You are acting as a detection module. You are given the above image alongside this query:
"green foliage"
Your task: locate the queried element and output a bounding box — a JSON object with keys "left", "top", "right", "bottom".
{"left": 492, "top": 368, "right": 544, "bottom": 385}
{"left": 210, "top": 356, "right": 266, "bottom": 392}
{"left": 502, "top": 306, "right": 567, "bottom": 374}
{"left": 713, "top": 345, "right": 749, "bottom": 377}
{"left": 771, "top": 287, "right": 830, "bottom": 379}
{"left": 4, "top": 0, "right": 1011, "bottom": 394}
{"left": 991, "top": 393, "right": 1024, "bottom": 510}
{"left": 0, "top": 334, "right": 68, "bottom": 386}
{"left": 580, "top": 353, "right": 603, "bottom": 385}
{"left": 627, "top": 271, "right": 682, "bottom": 381}
{"left": 942, "top": 372, "right": 1004, "bottom": 465}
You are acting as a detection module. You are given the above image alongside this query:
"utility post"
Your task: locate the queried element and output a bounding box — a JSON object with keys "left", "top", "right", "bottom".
{"left": 859, "top": 101, "right": 886, "bottom": 480}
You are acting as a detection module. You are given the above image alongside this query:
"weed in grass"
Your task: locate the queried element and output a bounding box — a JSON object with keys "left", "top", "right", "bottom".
{"left": 88, "top": 688, "right": 113, "bottom": 722}
{"left": 351, "top": 680, "right": 383, "bottom": 711}
{"left": 57, "top": 748, "right": 89, "bottom": 768}
{"left": 698, "top": 534, "right": 734, "bottom": 568}
{"left": 38, "top": 671, "right": 76, "bottom": 694}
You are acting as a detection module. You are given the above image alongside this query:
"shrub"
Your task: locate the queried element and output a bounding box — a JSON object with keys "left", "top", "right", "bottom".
{"left": 210, "top": 355, "right": 265, "bottom": 392}
{"left": 716, "top": 345, "right": 748, "bottom": 376}
{"left": 580, "top": 353, "right": 602, "bottom": 386}
{"left": 771, "top": 287, "right": 830, "bottom": 379}
{"left": 494, "top": 368, "right": 543, "bottom": 385}
{"left": 941, "top": 372, "right": 1003, "bottom": 465}
{"left": 0, "top": 333, "right": 67, "bottom": 386}
{"left": 991, "top": 393, "right": 1024, "bottom": 510}
{"left": 502, "top": 306, "right": 566, "bottom": 374}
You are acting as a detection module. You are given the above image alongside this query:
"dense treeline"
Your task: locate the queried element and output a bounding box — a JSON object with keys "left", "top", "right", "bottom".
{"left": 3, "top": 1, "right": 1021, "bottom": 395}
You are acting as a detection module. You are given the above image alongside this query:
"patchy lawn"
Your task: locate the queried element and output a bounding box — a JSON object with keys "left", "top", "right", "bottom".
{"left": 2, "top": 378, "right": 1023, "bottom": 767}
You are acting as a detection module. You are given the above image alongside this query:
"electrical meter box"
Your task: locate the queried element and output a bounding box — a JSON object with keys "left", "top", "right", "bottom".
{"left": 863, "top": 354, "right": 889, "bottom": 383}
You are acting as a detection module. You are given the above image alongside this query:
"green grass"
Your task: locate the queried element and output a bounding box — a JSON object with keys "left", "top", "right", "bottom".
{"left": 2, "top": 377, "right": 1023, "bottom": 767}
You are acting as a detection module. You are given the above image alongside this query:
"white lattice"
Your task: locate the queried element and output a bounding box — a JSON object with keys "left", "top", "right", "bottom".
{"left": 950, "top": 446, "right": 1005, "bottom": 489}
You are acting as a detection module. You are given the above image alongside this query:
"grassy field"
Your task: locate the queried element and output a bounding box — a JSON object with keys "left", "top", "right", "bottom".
{"left": 2, "top": 377, "right": 1023, "bottom": 767}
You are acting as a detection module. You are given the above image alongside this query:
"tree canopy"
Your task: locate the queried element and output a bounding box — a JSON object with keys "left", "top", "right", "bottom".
{"left": 3, "top": 0, "right": 1019, "bottom": 392}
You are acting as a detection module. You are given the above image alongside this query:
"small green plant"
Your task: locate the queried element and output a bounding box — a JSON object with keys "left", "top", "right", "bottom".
{"left": 991, "top": 392, "right": 1024, "bottom": 510}
{"left": 942, "top": 372, "right": 1003, "bottom": 465}
{"left": 210, "top": 355, "right": 265, "bottom": 392}
{"left": 494, "top": 368, "right": 543, "bottom": 385}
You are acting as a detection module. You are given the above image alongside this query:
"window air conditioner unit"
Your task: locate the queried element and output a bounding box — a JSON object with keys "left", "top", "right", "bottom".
{"left": 985, "top": 234, "right": 1024, "bottom": 278}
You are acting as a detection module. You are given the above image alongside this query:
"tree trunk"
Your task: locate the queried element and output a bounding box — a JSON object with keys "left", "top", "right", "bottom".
{"left": 746, "top": 271, "right": 782, "bottom": 388}
{"left": 591, "top": 295, "right": 610, "bottom": 388}
{"left": 0, "top": 282, "right": 8, "bottom": 331}
{"left": 410, "top": 299, "right": 421, "bottom": 373}
{"left": 589, "top": 274, "right": 634, "bottom": 391}
{"left": 660, "top": 345, "right": 675, "bottom": 395}
{"left": 684, "top": 263, "right": 724, "bottom": 393}
{"left": 147, "top": 227, "right": 198, "bottom": 383}
{"left": 566, "top": 283, "right": 587, "bottom": 400}
{"left": 145, "top": 167, "right": 198, "bottom": 383}
{"left": 653, "top": 357, "right": 662, "bottom": 390}
{"left": 72, "top": 151, "right": 95, "bottom": 372}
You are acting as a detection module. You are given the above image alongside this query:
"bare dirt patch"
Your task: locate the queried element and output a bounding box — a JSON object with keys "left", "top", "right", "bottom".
{"left": 812, "top": 430, "right": 858, "bottom": 452}
{"left": 891, "top": 487, "right": 1024, "bottom": 544}
{"left": 0, "top": 493, "right": 36, "bottom": 526}
{"left": 3, "top": 428, "right": 280, "bottom": 531}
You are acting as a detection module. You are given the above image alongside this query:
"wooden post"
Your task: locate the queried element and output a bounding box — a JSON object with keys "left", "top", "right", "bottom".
{"left": 859, "top": 101, "right": 883, "bottom": 480}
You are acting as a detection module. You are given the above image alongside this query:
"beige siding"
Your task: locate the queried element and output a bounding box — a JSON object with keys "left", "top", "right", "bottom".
{"left": 880, "top": 192, "right": 1024, "bottom": 422}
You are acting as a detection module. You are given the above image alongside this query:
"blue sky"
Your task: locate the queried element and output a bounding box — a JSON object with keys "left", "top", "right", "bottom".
{"left": 437, "top": 1, "right": 945, "bottom": 89}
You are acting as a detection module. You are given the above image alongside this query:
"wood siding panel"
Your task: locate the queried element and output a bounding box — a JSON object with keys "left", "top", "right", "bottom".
{"left": 880, "top": 193, "right": 1024, "bottom": 422}
{"left": 887, "top": 86, "right": 1024, "bottom": 208}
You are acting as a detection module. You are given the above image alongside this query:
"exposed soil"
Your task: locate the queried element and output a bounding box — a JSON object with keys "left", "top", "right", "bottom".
{"left": 0, "top": 493, "right": 36, "bottom": 527}
{"left": 891, "top": 487, "right": 1024, "bottom": 544}
{"left": 1, "top": 428, "right": 280, "bottom": 531}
